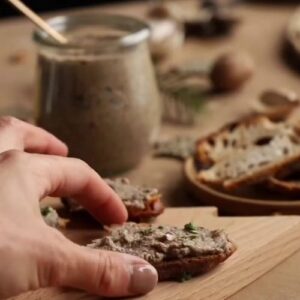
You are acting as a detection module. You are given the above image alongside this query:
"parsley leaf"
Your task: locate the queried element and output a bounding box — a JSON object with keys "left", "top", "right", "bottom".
{"left": 179, "top": 272, "right": 193, "bottom": 282}
{"left": 140, "top": 227, "right": 154, "bottom": 235}
{"left": 41, "top": 206, "right": 52, "bottom": 216}
{"left": 184, "top": 222, "right": 198, "bottom": 234}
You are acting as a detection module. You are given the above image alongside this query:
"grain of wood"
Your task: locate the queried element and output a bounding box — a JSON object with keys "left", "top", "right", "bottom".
{"left": 10, "top": 208, "right": 300, "bottom": 300}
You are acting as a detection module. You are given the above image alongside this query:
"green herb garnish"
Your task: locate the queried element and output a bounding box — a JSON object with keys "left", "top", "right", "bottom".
{"left": 178, "top": 272, "right": 193, "bottom": 282}
{"left": 184, "top": 222, "right": 198, "bottom": 234}
{"left": 41, "top": 206, "right": 52, "bottom": 216}
{"left": 141, "top": 227, "right": 154, "bottom": 235}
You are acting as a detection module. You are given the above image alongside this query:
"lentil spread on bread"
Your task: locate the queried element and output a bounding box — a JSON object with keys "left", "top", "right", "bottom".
{"left": 88, "top": 222, "right": 236, "bottom": 281}
{"left": 105, "top": 178, "right": 160, "bottom": 210}
{"left": 63, "top": 178, "right": 164, "bottom": 220}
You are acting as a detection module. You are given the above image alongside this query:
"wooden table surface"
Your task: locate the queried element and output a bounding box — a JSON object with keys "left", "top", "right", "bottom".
{"left": 1, "top": 1, "right": 300, "bottom": 299}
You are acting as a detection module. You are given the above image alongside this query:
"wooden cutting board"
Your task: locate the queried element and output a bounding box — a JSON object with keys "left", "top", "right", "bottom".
{"left": 10, "top": 207, "right": 300, "bottom": 300}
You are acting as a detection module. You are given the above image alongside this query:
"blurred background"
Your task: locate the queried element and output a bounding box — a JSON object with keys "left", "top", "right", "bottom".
{"left": 2, "top": 0, "right": 300, "bottom": 211}
{"left": 2, "top": 0, "right": 300, "bottom": 18}
{"left": 0, "top": 0, "right": 128, "bottom": 17}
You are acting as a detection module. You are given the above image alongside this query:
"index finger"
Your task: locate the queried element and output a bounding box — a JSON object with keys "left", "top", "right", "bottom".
{"left": 30, "top": 154, "right": 127, "bottom": 224}
{"left": 0, "top": 116, "right": 68, "bottom": 156}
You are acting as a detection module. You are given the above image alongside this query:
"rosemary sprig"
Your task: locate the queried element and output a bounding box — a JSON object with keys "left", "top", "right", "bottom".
{"left": 157, "top": 66, "right": 208, "bottom": 114}
{"left": 164, "top": 84, "right": 206, "bottom": 113}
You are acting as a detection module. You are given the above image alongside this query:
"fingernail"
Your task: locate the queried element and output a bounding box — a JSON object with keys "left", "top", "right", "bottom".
{"left": 130, "top": 264, "right": 158, "bottom": 295}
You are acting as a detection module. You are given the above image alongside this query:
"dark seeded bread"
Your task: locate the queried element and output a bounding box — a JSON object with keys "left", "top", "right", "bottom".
{"left": 63, "top": 178, "right": 164, "bottom": 221}
{"left": 88, "top": 222, "right": 236, "bottom": 281}
{"left": 195, "top": 116, "right": 300, "bottom": 190}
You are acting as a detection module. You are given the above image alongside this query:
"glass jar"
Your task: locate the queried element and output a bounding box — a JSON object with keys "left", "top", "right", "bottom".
{"left": 33, "top": 13, "right": 162, "bottom": 176}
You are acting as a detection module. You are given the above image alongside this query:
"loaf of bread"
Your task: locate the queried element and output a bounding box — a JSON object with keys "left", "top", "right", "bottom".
{"left": 88, "top": 222, "right": 236, "bottom": 281}
{"left": 195, "top": 116, "right": 300, "bottom": 190}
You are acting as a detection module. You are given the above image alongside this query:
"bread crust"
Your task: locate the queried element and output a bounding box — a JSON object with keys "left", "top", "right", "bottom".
{"left": 154, "top": 242, "right": 236, "bottom": 281}
{"left": 126, "top": 196, "right": 165, "bottom": 221}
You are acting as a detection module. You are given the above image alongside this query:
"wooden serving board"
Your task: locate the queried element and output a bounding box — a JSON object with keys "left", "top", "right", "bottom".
{"left": 10, "top": 207, "right": 300, "bottom": 300}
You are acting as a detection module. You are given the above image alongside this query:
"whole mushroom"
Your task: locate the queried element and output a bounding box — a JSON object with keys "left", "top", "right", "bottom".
{"left": 210, "top": 51, "right": 254, "bottom": 91}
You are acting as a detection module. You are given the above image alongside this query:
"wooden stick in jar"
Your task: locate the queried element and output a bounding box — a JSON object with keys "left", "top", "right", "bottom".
{"left": 7, "top": 0, "right": 68, "bottom": 44}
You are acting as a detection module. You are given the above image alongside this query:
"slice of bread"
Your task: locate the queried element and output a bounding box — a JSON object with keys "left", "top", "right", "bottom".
{"left": 88, "top": 222, "right": 236, "bottom": 281}
{"left": 195, "top": 116, "right": 300, "bottom": 190}
{"left": 196, "top": 116, "right": 291, "bottom": 167}
{"left": 63, "top": 178, "right": 164, "bottom": 221}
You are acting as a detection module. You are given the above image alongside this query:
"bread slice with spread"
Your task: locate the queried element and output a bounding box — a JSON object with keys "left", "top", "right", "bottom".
{"left": 88, "top": 222, "right": 236, "bottom": 281}
{"left": 195, "top": 116, "right": 300, "bottom": 190}
{"left": 63, "top": 178, "right": 164, "bottom": 221}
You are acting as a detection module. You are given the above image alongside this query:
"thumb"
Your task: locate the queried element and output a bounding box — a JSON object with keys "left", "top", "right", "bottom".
{"left": 47, "top": 234, "right": 158, "bottom": 297}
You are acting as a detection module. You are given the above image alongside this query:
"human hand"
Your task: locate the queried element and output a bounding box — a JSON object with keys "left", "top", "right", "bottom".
{"left": 0, "top": 117, "right": 158, "bottom": 299}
